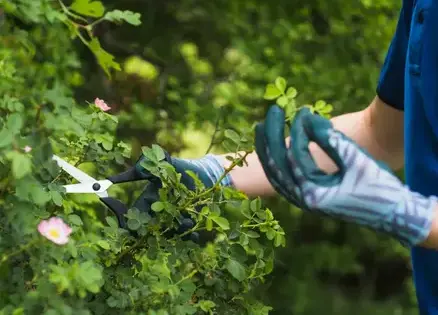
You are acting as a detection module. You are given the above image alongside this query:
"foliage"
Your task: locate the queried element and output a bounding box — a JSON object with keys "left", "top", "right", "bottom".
{"left": 0, "top": 0, "right": 418, "bottom": 314}
{"left": 0, "top": 0, "right": 288, "bottom": 314}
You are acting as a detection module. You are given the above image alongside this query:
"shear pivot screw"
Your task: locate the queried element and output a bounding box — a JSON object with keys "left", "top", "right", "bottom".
{"left": 92, "top": 183, "right": 101, "bottom": 191}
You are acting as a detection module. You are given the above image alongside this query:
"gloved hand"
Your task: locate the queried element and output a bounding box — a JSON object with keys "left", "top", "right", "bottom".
{"left": 255, "top": 105, "right": 438, "bottom": 246}
{"left": 131, "top": 150, "right": 233, "bottom": 243}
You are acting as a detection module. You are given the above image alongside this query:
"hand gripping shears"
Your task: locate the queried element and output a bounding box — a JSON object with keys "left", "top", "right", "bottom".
{"left": 52, "top": 155, "right": 151, "bottom": 229}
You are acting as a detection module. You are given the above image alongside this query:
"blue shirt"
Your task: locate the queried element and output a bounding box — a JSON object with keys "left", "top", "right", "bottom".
{"left": 377, "top": 0, "right": 438, "bottom": 313}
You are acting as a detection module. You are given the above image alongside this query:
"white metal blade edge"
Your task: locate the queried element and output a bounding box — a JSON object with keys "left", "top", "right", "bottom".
{"left": 52, "top": 155, "right": 97, "bottom": 184}
{"left": 63, "top": 180, "right": 113, "bottom": 198}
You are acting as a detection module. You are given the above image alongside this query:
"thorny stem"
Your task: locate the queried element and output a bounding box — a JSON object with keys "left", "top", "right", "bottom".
{"left": 0, "top": 238, "right": 40, "bottom": 267}
{"left": 174, "top": 269, "right": 197, "bottom": 286}
{"left": 57, "top": 0, "right": 89, "bottom": 24}
{"left": 205, "top": 109, "right": 223, "bottom": 155}
{"left": 185, "top": 150, "right": 251, "bottom": 206}
{"left": 115, "top": 235, "right": 147, "bottom": 263}
{"left": 87, "top": 18, "right": 106, "bottom": 30}
{"left": 241, "top": 222, "right": 267, "bottom": 229}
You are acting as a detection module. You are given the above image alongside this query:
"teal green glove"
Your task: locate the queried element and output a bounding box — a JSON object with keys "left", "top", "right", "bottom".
{"left": 255, "top": 105, "right": 438, "bottom": 246}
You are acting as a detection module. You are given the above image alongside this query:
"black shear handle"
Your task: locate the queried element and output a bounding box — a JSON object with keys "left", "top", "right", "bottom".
{"left": 100, "top": 197, "right": 128, "bottom": 229}
{"left": 107, "top": 166, "right": 146, "bottom": 184}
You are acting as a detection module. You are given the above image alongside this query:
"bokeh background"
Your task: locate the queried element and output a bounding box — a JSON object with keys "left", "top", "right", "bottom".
{"left": 6, "top": 0, "right": 416, "bottom": 313}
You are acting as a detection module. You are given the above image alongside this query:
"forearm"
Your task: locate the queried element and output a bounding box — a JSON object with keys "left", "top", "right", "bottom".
{"left": 222, "top": 97, "right": 404, "bottom": 197}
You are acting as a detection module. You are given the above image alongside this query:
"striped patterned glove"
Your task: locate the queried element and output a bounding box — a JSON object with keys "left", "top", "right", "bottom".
{"left": 256, "top": 105, "right": 438, "bottom": 246}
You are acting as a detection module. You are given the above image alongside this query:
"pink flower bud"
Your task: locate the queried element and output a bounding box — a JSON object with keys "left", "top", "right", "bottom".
{"left": 94, "top": 98, "right": 111, "bottom": 112}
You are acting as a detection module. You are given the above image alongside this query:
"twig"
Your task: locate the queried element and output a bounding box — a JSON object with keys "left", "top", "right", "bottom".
{"left": 57, "top": 0, "right": 89, "bottom": 24}
{"left": 0, "top": 239, "right": 40, "bottom": 267}
{"left": 205, "top": 108, "right": 223, "bottom": 154}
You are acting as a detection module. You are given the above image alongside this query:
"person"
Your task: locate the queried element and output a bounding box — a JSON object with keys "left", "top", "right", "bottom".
{"left": 133, "top": 1, "right": 438, "bottom": 313}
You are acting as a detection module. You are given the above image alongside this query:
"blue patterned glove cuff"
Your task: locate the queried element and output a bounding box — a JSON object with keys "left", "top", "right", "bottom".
{"left": 172, "top": 154, "right": 234, "bottom": 188}
{"left": 200, "top": 154, "right": 234, "bottom": 187}
{"left": 395, "top": 191, "right": 438, "bottom": 247}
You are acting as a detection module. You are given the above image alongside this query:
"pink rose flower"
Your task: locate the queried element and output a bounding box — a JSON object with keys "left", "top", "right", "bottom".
{"left": 37, "top": 217, "right": 72, "bottom": 245}
{"left": 94, "top": 98, "right": 111, "bottom": 112}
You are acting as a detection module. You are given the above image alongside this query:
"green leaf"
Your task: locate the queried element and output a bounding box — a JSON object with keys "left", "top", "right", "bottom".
{"left": 239, "top": 199, "right": 252, "bottom": 219}
{"left": 89, "top": 38, "right": 121, "bottom": 77}
{"left": 319, "top": 104, "right": 333, "bottom": 113}
{"left": 265, "top": 209, "right": 274, "bottom": 221}
{"left": 250, "top": 198, "right": 261, "bottom": 212}
{"left": 239, "top": 233, "right": 249, "bottom": 246}
{"left": 206, "top": 218, "right": 213, "bottom": 231}
{"left": 286, "top": 87, "right": 297, "bottom": 98}
{"left": 0, "top": 127, "right": 13, "bottom": 148}
{"left": 274, "top": 233, "right": 285, "bottom": 247}
{"left": 127, "top": 218, "right": 141, "bottom": 230}
{"left": 151, "top": 201, "right": 165, "bottom": 212}
{"left": 106, "top": 216, "right": 118, "bottom": 228}
{"left": 285, "top": 100, "right": 297, "bottom": 119}
{"left": 198, "top": 300, "right": 216, "bottom": 312}
{"left": 277, "top": 96, "right": 288, "bottom": 107}
{"left": 266, "top": 228, "right": 275, "bottom": 240}
{"left": 229, "top": 244, "right": 247, "bottom": 263}
{"left": 275, "top": 77, "right": 287, "bottom": 93}
{"left": 314, "top": 100, "right": 326, "bottom": 110}
{"left": 210, "top": 215, "right": 230, "bottom": 230}
{"left": 50, "top": 191, "right": 63, "bottom": 206}
{"left": 7, "top": 113, "right": 23, "bottom": 134}
{"left": 125, "top": 208, "right": 140, "bottom": 220}
{"left": 104, "top": 10, "right": 142, "bottom": 26}
{"left": 246, "top": 231, "right": 260, "bottom": 238}
{"left": 68, "top": 214, "right": 83, "bottom": 226}
{"left": 70, "top": 0, "right": 105, "bottom": 17}
{"left": 226, "top": 259, "right": 246, "bottom": 281}
{"left": 263, "top": 83, "right": 281, "bottom": 100}
{"left": 152, "top": 144, "right": 165, "bottom": 161}
{"left": 12, "top": 153, "right": 32, "bottom": 179}
{"left": 97, "top": 240, "right": 110, "bottom": 250}
{"left": 224, "top": 129, "right": 240, "bottom": 144}
{"left": 0, "top": 96, "right": 24, "bottom": 112}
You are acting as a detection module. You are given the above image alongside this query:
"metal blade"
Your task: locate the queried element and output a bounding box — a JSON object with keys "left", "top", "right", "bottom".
{"left": 53, "top": 155, "right": 97, "bottom": 183}
{"left": 62, "top": 180, "right": 113, "bottom": 198}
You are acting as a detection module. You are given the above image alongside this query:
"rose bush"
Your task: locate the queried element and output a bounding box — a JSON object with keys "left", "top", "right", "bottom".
{"left": 0, "top": 1, "right": 296, "bottom": 314}
{"left": 0, "top": 0, "right": 409, "bottom": 314}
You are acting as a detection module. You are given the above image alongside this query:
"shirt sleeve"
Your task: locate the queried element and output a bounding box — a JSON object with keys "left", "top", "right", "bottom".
{"left": 376, "top": 6, "right": 411, "bottom": 111}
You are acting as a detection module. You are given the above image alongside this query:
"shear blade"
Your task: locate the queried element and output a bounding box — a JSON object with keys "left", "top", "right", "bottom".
{"left": 63, "top": 180, "right": 113, "bottom": 198}
{"left": 53, "top": 155, "right": 97, "bottom": 184}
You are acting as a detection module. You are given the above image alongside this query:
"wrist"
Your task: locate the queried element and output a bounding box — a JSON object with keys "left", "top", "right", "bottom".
{"left": 172, "top": 154, "right": 234, "bottom": 188}
{"left": 201, "top": 154, "right": 234, "bottom": 187}
{"left": 414, "top": 195, "right": 438, "bottom": 249}
{"left": 394, "top": 189, "right": 438, "bottom": 247}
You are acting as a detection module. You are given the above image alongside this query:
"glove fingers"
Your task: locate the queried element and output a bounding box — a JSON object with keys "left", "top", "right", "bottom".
{"left": 264, "top": 106, "right": 289, "bottom": 173}
{"left": 255, "top": 120, "right": 301, "bottom": 205}
{"left": 289, "top": 108, "right": 344, "bottom": 185}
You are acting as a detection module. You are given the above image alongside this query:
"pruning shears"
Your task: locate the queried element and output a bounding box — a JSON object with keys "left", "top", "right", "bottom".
{"left": 52, "top": 155, "right": 151, "bottom": 229}
{"left": 52, "top": 155, "right": 202, "bottom": 242}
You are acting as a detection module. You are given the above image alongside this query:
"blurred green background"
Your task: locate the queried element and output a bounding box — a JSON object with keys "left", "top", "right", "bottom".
{"left": 27, "top": 0, "right": 417, "bottom": 313}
